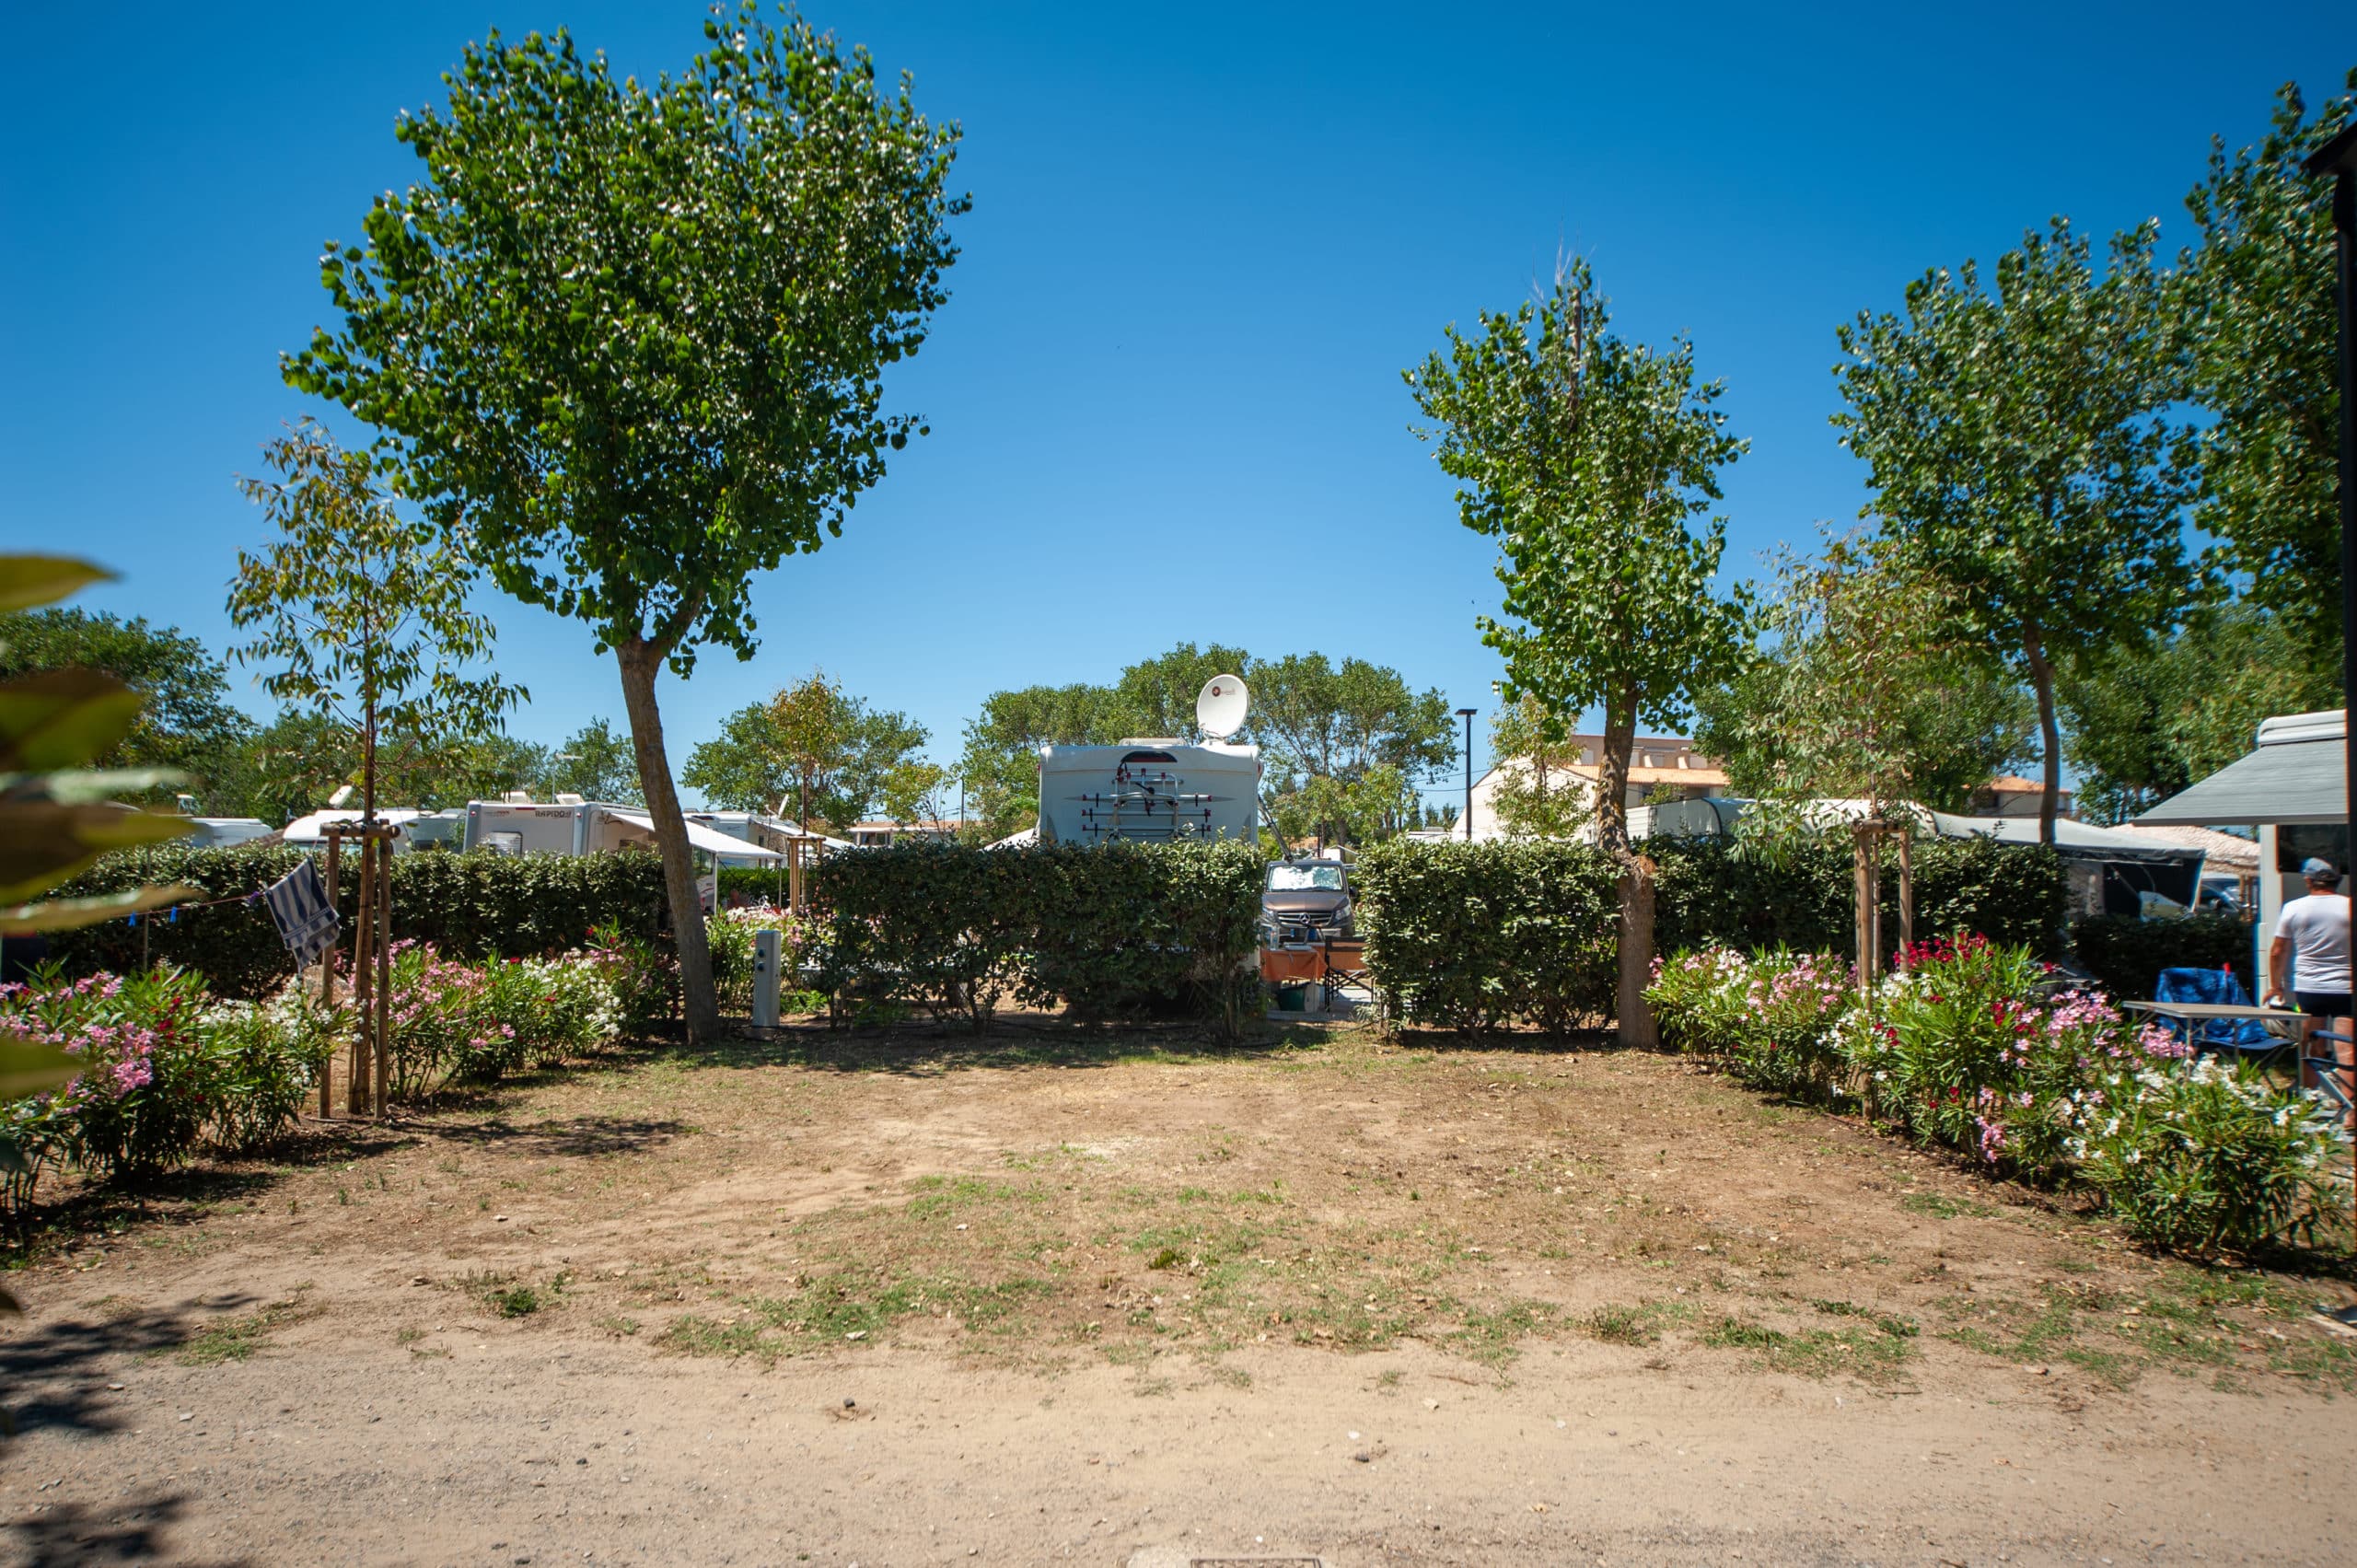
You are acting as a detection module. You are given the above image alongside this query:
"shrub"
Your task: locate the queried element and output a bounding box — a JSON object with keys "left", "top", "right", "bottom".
{"left": 2061, "top": 1057, "right": 2348, "bottom": 1255}
{"left": 2070, "top": 913, "right": 2255, "bottom": 1002}
{"left": 1018, "top": 840, "right": 1263, "bottom": 1026}
{"left": 3, "top": 968, "right": 215, "bottom": 1181}
{"left": 198, "top": 992, "right": 339, "bottom": 1153}
{"left": 811, "top": 840, "right": 1262, "bottom": 1032}
{"left": 706, "top": 906, "right": 823, "bottom": 1016}
{"left": 1353, "top": 840, "right": 1618, "bottom": 1034}
{"left": 1645, "top": 947, "right": 1852, "bottom": 1098}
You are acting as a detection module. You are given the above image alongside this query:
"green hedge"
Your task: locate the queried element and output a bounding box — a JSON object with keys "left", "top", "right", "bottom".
{"left": 2070, "top": 913, "right": 2257, "bottom": 1002}
{"left": 1353, "top": 840, "right": 1619, "bottom": 1033}
{"left": 40, "top": 844, "right": 669, "bottom": 1000}
{"left": 1652, "top": 835, "right": 2068, "bottom": 960}
{"left": 812, "top": 839, "right": 1263, "bottom": 1032}
{"left": 1354, "top": 834, "right": 2070, "bottom": 1035}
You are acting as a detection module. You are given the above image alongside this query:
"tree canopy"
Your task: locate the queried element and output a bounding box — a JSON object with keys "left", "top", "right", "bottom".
{"left": 2175, "top": 71, "right": 2357, "bottom": 679}
{"left": 226, "top": 423, "right": 519, "bottom": 825}
{"left": 1693, "top": 534, "right": 2035, "bottom": 814}
{"left": 284, "top": 5, "right": 963, "bottom": 1039}
{"left": 2061, "top": 606, "right": 2335, "bottom": 824}
{"left": 0, "top": 608, "right": 251, "bottom": 807}
{"left": 1406, "top": 259, "right": 1747, "bottom": 856}
{"left": 1833, "top": 217, "right": 2198, "bottom": 844}
{"left": 683, "top": 672, "right": 926, "bottom": 830}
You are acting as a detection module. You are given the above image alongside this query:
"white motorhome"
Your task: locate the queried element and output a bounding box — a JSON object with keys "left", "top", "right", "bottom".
{"left": 1035, "top": 742, "right": 1260, "bottom": 846}
{"left": 462, "top": 796, "right": 785, "bottom": 864}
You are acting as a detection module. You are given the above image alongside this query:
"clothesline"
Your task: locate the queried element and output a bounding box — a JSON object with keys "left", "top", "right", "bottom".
{"left": 122, "top": 889, "right": 267, "bottom": 926}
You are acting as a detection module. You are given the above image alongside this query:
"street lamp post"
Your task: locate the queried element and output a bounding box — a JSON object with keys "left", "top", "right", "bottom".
{"left": 1456, "top": 707, "right": 1477, "bottom": 842}
{"left": 2305, "top": 120, "right": 2357, "bottom": 1266}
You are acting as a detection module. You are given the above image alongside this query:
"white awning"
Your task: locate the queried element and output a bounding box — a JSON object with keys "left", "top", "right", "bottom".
{"left": 610, "top": 809, "right": 785, "bottom": 861}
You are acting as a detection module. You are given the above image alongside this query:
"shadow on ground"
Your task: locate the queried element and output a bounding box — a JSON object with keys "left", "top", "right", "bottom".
{"left": 6, "top": 1490, "right": 249, "bottom": 1567}
{"left": 412, "top": 1115, "right": 691, "bottom": 1157}
{"left": 0, "top": 1298, "right": 246, "bottom": 1446}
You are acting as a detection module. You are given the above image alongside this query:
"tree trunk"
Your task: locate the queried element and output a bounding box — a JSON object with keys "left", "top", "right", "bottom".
{"left": 2022, "top": 619, "right": 2061, "bottom": 847}
{"left": 1598, "top": 684, "right": 1655, "bottom": 1046}
{"left": 616, "top": 639, "right": 722, "bottom": 1042}
{"left": 1596, "top": 684, "right": 1637, "bottom": 857}
{"left": 1616, "top": 853, "right": 1658, "bottom": 1049}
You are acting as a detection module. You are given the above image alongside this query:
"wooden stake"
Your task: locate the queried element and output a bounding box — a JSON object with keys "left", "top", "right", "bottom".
{"left": 348, "top": 835, "right": 375, "bottom": 1118}
{"left": 376, "top": 835, "right": 392, "bottom": 1118}
{"left": 319, "top": 829, "right": 343, "bottom": 1118}
{"left": 788, "top": 836, "right": 806, "bottom": 914}
{"left": 1896, "top": 825, "right": 1915, "bottom": 957}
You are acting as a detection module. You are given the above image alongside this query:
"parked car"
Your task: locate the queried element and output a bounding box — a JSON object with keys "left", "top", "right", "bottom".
{"left": 1263, "top": 859, "right": 1353, "bottom": 946}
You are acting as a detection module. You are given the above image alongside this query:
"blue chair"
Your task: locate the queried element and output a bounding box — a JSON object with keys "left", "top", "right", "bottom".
{"left": 2154, "top": 966, "right": 2276, "bottom": 1055}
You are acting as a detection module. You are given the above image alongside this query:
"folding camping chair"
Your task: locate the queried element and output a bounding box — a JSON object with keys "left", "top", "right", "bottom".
{"left": 2303, "top": 1017, "right": 2356, "bottom": 1129}
{"left": 2153, "top": 966, "right": 2289, "bottom": 1065}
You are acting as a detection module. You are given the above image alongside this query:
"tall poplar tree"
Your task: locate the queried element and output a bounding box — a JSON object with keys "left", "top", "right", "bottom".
{"left": 285, "top": 6, "right": 964, "bottom": 1037}
{"left": 1834, "top": 218, "right": 2198, "bottom": 846}
{"left": 1407, "top": 259, "right": 1747, "bottom": 1043}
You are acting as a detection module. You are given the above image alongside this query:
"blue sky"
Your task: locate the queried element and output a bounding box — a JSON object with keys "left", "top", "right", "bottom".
{"left": 3, "top": 3, "right": 2351, "bottom": 809}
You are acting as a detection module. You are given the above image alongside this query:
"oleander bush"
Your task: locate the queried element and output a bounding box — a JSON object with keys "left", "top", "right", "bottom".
{"left": 2063, "top": 1055, "right": 2348, "bottom": 1254}
{"left": 1647, "top": 947, "right": 1852, "bottom": 1097}
{"left": 0, "top": 966, "right": 337, "bottom": 1218}
{"left": 1647, "top": 934, "right": 2350, "bottom": 1255}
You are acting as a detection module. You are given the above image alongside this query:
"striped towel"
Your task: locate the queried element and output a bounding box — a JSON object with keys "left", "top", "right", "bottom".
{"left": 262, "top": 860, "right": 341, "bottom": 969}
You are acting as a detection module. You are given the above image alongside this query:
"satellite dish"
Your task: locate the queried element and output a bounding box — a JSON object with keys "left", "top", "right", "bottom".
{"left": 1196, "top": 674, "right": 1249, "bottom": 739}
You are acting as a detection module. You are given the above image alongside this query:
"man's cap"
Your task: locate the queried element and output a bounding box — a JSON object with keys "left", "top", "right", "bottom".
{"left": 2302, "top": 857, "right": 2340, "bottom": 880}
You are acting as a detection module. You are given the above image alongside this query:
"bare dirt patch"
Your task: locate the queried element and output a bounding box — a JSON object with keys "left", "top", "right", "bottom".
{"left": 6, "top": 1020, "right": 2354, "bottom": 1564}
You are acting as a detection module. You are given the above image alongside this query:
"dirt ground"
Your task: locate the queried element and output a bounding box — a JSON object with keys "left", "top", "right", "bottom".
{"left": 6, "top": 1019, "right": 2356, "bottom": 1567}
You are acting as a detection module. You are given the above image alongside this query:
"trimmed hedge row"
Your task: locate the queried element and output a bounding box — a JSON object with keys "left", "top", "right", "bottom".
{"left": 812, "top": 839, "right": 1263, "bottom": 1032}
{"left": 1652, "top": 835, "right": 2069, "bottom": 959}
{"left": 2069, "top": 913, "right": 2258, "bottom": 1002}
{"left": 41, "top": 844, "right": 668, "bottom": 999}
{"left": 1355, "top": 835, "right": 2071, "bottom": 1035}
{"left": 1352, "top": 841, "right": 1618, "bottom": 1033}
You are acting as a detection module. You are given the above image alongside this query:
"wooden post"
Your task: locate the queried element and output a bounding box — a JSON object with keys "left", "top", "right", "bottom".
{"left": 319, "top": 828, "right": 343, "bottom": 1117}
{"left": 1896, "top": 824, "right": 1915, "bottom": 958}
{"left": 1852, "top": 820, "right": 1884, "bottom": 993}
{"left": 348, "top": 834, "right": 376, "bottom": 1118}
{"left": 375, "top": 830, "right": 393, "bottom": 1117}
{"left": 788, "top": 836, "right": 806, "bottom": 914}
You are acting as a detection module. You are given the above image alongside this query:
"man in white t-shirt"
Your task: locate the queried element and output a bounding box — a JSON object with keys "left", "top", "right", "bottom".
{"left": 2268, "top": 858, "right": 2352, "bottom": 1132}
{"left": 2267, "top": 857, "right": 2351, "bottom": 1018}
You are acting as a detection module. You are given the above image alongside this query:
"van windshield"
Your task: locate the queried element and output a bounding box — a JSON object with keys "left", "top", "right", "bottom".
{"left": 1268, "top": 865, "right": 1345, "bottom": 892}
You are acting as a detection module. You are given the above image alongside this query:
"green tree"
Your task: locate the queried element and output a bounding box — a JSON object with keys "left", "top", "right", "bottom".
{"left": 0, "top": 609, "right": 252, "bottom": 807}
{"left": 285, "top": 6, "right": 964, "bottom": 1038}
{"left": 957, "top": 682, "right": 1137, "bottom": 839}
{"left": 1251, "top": 653, "right": 1455, "bottom": 844}
{"left": 226, "top": 424, "right": 520, "bottom": 831}
{"left": 1113, "top": 642, "right": 1253, "bottom": 738}
{"left": 881, "top": 759, "right": 951, "bottom": 829}
{"left": 1692, "top": 534, "right": 2035, "bottom": 813}
{"left": 1406, "top": 260, "right": 1747, "bottom": 856}
{"left": 682, "top": 702, "right": 795, "bottom": 817}
{"left": 2061, "top": 605, "right": 2335, "bottom": 823}
{"left": 542, "top": 717, "right": 643, "bottom": 804}
{"left": 2176, "top": 71, "right": 2357, "bottom": 676}
{"left": 1484, "top": 694, "right": 1596, "bottom": 841}
{"left": 685, "top": 674, "right": 926, "bottom": 830}
{"left": 1834, "top": 217, "right": 2198, "bottom": 845}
